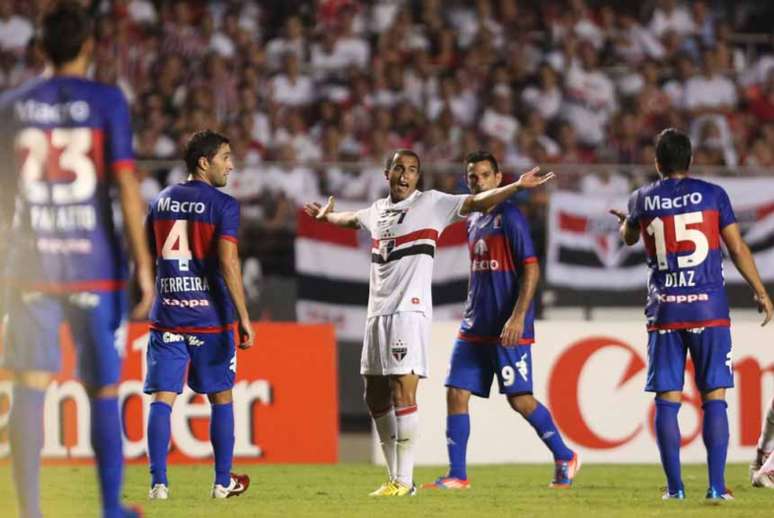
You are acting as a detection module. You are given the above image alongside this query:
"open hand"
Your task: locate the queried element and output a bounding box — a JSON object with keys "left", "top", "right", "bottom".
{"left": 500, "top": 314, "right": 525, "bottom": 347}
{"left": 516, "top": 167, "right": 555, "bottom": 189}
{"left": 609, "top": 209, "right": 627, "bottom": 224}
{"left": 755, "top": 292, "right": 773, "bottom": 327}
{"left": 304, "top": 196, "right": 336, "bottom": 220}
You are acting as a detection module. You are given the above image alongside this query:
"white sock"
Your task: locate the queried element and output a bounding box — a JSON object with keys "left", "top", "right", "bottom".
{"left": 372, "top": 407, "right": 397, "bottom": 480}
{"left": 757, "top": 398, "right": 774, "bottom": 453}
{"left": 395, "top": 405, "right": 419, "bottom": 487}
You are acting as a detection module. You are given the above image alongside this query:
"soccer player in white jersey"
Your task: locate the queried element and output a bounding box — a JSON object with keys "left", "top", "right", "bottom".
{"left": 304, "top": 149, "right": 553, "bottom": 496}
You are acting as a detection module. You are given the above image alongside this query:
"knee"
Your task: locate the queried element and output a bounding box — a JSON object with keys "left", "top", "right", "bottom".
{"left": 86, "top": 384, "right": 119, "bottom": 399}
{"left": 508, "top": 394, "right": 537, "bottom": 417}
{"left": 447, "top": 388, "right": 470, "bottom": 414}
{"left": 208, "top": 390, "right": 233, "bottom": 405}
{"left": 15, "top": 371, "right": 52, "bottom": 391}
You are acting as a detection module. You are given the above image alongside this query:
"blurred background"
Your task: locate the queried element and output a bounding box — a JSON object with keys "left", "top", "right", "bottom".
{"left": 2, "top": 0, "right": 772, "bottom": 437}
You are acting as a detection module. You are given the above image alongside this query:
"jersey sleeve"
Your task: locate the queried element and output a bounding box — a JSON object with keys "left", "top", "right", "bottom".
{"left": 716, "top": 186, "right": 736, "bottom": 229}
{"left": 505, "top": 208, "right": 537, "bottom": 265}
{"left": 218, "top": 197, "right": 241, "bottom": 243}
{"left": 625, "top": 189, "right": 641, "bottom": 228}
{"left": 104, "top": 87, "right": 135, "bottom": 175}
{"left": 430, "top": 190, "right": 467, "bottom": 228}
{"left": 355, "top": 205, "right": 372, "bottom": 232}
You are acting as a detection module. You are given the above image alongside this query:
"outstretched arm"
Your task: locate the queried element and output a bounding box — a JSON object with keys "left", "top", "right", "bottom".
{"left": 460, "top": 167, "right": 555, "bottom": 215}
{"left": 721, "top": 223, "right": 773, "bottom": 326}
{"left": 610, "top": 209, "right": 640, "bottom": 246}
{"left": 304, "top": 196, "right": 361, "bottom": 229}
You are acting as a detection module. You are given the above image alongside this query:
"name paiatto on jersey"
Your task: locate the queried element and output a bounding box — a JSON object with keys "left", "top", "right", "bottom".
{"left": 15, "top": 99, "right": 90, "bottom": 124}
{"left": 157, "top": 197, "right": 207, "bottom": 214}
{"left": 37, "top": 238, "right": 92, "bottom": 254}
{"left": 644, "top": 192, "right": 703, "bottom": 211}
{"left": 159, "top": 276, "right": 210, "bottom": 293}
{"left": 161, "top": 297, "right": 210, "bottom": 308}
{"left": 31, "top": 204, "right": 96, "bottom": 232}
{"left": 656, "top": 292, "right": 709, "bottom": 304}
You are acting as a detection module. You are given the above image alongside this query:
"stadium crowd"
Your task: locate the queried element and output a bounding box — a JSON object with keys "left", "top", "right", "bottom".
{"left": 2, "top": 0, "right": 773, "bottom": 315}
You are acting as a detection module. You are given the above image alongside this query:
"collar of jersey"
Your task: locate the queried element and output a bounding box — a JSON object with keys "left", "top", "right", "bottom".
{"left": 384, "top": 189, "right": 420, "bottom": 208}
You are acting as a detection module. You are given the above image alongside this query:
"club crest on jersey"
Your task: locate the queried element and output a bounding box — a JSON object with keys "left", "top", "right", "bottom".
{"left": 493, "top": 215, "right": 502, "bottom": 229}
{"left": 474, "top": 239, "right": 488, "bottom": 256}
{"left": 391, "top": 339, "right": 408, "bottom": 362}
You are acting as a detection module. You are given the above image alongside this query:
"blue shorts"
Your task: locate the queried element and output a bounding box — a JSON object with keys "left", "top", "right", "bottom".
{"left": 445, "top": 338, "right": 534, "bottom": 398}
{"left": 645, "top": 326, "right": 734, "bottom": 393}
{"left": 1, "top": 290, "right": 127, "bottom": 388}
{"left": 143, "top": 329, "right": 236, "bottom": 395}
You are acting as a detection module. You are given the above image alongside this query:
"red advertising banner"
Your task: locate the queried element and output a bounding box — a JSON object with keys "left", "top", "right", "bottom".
{"left": 0, "top": 322, "right": 338, "bottom": 464}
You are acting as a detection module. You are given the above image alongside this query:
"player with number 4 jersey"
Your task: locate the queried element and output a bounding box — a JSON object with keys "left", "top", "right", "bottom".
{"left": 612, "top": 128, "right": 773, "bottom": 501}
{"left": 143, "top": 130, "right": 253, "bottom": 501}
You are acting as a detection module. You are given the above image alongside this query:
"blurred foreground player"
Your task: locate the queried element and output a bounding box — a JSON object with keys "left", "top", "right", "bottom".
{"left": 0, "top": 3, "right": 153, "bottom": 517}
{"left": 751, "top": 395, "right": 774, "bottom": 488}
{"left": 611, "top": 128, "right": 773, "bottom": 500}
{"left": 424, "top": 151, "right": 578, "bottom": 491}
{"left": 305, "top": 149, "right": 553, "bottom": 496}
{"left": 143, "top": 130, "right": 253, "bottom": 500}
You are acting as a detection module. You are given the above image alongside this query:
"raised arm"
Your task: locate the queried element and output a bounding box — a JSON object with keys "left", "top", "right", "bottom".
{"left": 218, "top": 238, "right": 255, "bottom": 348}
{"left": 460, "top": 167, "right": 554, "bottom": 215}
{"left": 721, "top": 223, "right": 773, "bottom": 326}
{"left": 304, "top": 196, "right": 361, "bottom": 229}
{"left": 610, "top": 209, "right": 640, "bottom": 246}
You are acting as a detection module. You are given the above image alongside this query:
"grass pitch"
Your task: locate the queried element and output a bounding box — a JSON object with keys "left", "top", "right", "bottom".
{"left": 0, "top": 463, "right": 771, "bottom": 517}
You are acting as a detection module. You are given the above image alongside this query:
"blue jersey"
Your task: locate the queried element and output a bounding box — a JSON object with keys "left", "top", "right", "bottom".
{"left": 459, "top": 201, "right": 537, "bottom": 344}
{"left": 147, "top": 180, "right": 240, "bottom": 333}
{"left": 1, "top": 76, "right": 134, "bottom": 292}
{"left": 627, "top": 177, "right": 736, "bottom": 330}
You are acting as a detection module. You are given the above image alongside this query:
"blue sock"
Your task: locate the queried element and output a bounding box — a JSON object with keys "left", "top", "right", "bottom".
{"left": 211, "top": 402, "right": 234, "bottom": 487}
{"left": 90, "top": 397, "right": 124, "bottom": 517}
{"left": 10, "top": 384, "right": 45, "bottom": 518}
{"left": 525, "top": 402, "right": 574, "bottom": 461}
{"left": 147, "top": 401, "right": 172, "bottom": 487}
{"left": 446, "top": 413, "right": 470, "bottom": 480}
{"left": 702, "top": 400, "right": 729, "bottom": 494}
{"left": 655, "top": 398, "right": 684, "bottom": 494}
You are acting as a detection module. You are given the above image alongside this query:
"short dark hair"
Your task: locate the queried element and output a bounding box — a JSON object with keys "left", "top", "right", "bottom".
{"left": 385, "top": 149, "right": 421, "bottom": 172}
{"left": 464, "top": 150, "right": 500, "bottom": 173}
{"left": 184, "top": 130, "right": 230, "bottom": 174}
{"left": 655, "top": 128, "right": 692, "bottom": 175}
{"left": 41, "top": 2, "right": 92, "bottom": 68}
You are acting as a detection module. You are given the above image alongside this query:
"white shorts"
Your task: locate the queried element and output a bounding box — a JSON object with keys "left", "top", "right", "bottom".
{"left": 360, "top": 311, "right": 430, "bottom": 377}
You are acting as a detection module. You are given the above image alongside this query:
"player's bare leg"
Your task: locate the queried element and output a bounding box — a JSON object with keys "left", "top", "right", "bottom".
{"left": 752, "top": 396, "right": 774, "bottom": 488}
{"left": 508, "top": 393, "right": 579, "bottom": 488}
{"left": 423, "top": 387, "right": 473, "bottom": 490}
{"left": 208, "top": 389, "right": 249, "bottom": 498}
{"left": 9, "top": 370, "right": 50, "bottom": 518}
{"left": 147, "top": 391, "right": 177, "bottom": 499}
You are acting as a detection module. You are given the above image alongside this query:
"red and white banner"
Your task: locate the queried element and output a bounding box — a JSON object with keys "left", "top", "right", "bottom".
{"left": 295, "top": 209, "right": 469, "bottom": 341}
{"left": 546, "top": 177, "right": 774, "bottom": 289}
{"left": 375, "top": 321, "right": 774, "bottom": 464}
{"left": 0, "top": 322, "right": 338, "bottom": 464}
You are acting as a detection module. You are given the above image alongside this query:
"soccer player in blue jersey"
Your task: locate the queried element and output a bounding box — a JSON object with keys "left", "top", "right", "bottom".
{"left": 611, "top": 128, "right": 773, "bottom": 500}
{"left": 0, "top": 3, "right": 153, "bottom": 518}
{"left": 423, "top": 151, "right": 579, "bottom": 491}
{"left": 143, "top": 130, "right": 253, "bottom": 500}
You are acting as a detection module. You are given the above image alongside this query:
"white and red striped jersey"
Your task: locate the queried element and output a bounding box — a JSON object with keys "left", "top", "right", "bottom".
{"left": 356, "top": 190, "right": 467, "bottom": 318}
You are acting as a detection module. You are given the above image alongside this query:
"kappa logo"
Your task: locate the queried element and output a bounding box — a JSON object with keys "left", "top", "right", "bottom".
{"left": 516, "top": 353, "right": 529, "bottom": 381}
{"left": 474, "top": 239, "right": 488, "bottom": 256}
{"left": 391, "top": 339, "right": 408, "bottom": 362}
{"left": 229, "top": 354, "right": 237, "bottom": 373}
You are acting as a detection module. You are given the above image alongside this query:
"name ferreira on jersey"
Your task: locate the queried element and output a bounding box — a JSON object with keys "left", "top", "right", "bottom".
{"left": 158, "top": 275, "right": 210, "bottom": 293}
{"left": 644, "top": 192, "right": 703, "bottom": 211}
{"left": 156, "top": 196, "right": 207, "bottom": 214}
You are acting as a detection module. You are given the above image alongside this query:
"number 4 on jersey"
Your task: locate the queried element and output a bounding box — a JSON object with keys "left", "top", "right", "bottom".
{"left": 161, "top": 220, "right": 192, "bottom": 271}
